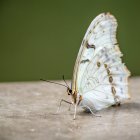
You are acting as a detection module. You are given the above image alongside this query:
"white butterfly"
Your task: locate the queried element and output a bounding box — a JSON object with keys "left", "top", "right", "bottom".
{"left": 66, "top": 12, "right": 130, "bottom": 119}
{"left": 42, "top": 12, "right": 130, "bottom": 119}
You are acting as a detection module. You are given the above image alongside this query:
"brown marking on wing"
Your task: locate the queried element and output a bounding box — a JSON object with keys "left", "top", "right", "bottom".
{"left": 80, "top": 59, "right": 90, "bottom": 64}
{"left": 106, "top": 68, "right": 110, "bottom": 75}
{"left": 97, "top": 61, "right": 101, "bottom": 67}
{"left": 111, "top": 86, "right": 116, "bottom": 95}
{"left": 86, "top": 42, "right": 95, "bottom": 49}
{"left": 104, "top": 63, "right": 108, "bottom": 68}
{"left": 109, "top": 76, "right": 113, "bottom": 83}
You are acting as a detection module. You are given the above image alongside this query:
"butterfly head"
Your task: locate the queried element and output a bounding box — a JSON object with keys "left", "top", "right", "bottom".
{"left": 67, "top": 88, "right": 72, "bottom": 95}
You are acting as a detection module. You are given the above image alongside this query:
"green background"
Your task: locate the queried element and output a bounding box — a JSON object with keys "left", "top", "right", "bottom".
{"left": 0, "top": 0, "right": 140, "bottom": 82}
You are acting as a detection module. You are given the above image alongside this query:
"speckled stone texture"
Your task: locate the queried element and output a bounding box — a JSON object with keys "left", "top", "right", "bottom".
{"left": 0, "top": 77, "right": 140, "bottom": 140}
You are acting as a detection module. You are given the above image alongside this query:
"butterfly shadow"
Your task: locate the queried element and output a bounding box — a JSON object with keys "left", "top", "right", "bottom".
{"left": 77, "top": 108, "right": 100, "bottom": 118}
{"left": 76, "top": 102, "right": 140, "bottom": 118}
{"left": 117, "top": 102, "right": 140, "bottom": 110}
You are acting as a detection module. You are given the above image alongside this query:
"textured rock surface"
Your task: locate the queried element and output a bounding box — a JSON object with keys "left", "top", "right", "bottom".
{"left": 0, "top": 77, "right": 140, "bottom": 140}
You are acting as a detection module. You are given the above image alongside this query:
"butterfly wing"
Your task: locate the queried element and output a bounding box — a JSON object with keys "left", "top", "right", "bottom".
{"left": 72, "top": 13, "right": 130, "bottom": 109}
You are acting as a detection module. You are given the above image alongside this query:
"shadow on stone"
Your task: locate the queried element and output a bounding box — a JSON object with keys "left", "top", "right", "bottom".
{"left": 119, "top": 102, "right": 140, "bottom": 110}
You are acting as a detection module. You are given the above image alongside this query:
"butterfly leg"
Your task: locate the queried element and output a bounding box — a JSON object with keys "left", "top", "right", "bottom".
{"left": 73, "top": 104, "right": 77, "bottom": 120}
{"left": 56, "top": 99, "right": 72, "bottom": 113}
{"left": 68, "top": 103, "right": 72, "bottom": 111}
{"left": 83, "top": 105, "right": 101, "bottom": 117}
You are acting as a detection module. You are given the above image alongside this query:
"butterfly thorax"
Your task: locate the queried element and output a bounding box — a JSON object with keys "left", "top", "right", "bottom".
{"left": 67, "top": 88, "right": 82, "bottom": 105}
{"left": 72, "top": 91, "right": 77, "bottom": 104}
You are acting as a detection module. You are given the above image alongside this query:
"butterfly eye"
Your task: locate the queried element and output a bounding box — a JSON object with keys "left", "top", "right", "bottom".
{"left": 69, "top": 89, "right": 72, "bottom": 93}
{"left": 67, "top": 89, "right": 72, "bottom": 95}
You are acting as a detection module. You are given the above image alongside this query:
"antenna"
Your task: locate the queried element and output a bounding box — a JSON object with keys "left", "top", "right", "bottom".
{"left": 62, "top": 75, "right": 70, "bottom": 88}
{"left": 40, "top": 79, "right": 68, "bottom": 88}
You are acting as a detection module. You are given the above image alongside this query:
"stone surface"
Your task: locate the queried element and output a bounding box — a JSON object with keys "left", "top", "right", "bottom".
{"left": 0, "top": 77, "right": 140, "bottom": 140}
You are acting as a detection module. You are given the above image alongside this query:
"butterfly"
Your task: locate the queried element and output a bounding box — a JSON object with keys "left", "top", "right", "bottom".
{"left": 41, "top": 12, "right": 130, "bottom": 119}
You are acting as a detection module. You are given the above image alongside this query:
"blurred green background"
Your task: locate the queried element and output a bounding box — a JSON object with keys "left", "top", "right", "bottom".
{"left": 0, "top": 0, "right": 140, "bottom": 82}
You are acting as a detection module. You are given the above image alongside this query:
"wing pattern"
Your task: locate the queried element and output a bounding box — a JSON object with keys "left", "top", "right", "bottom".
{"left": 72, "top": 13, "right": 130, "bottom": 110}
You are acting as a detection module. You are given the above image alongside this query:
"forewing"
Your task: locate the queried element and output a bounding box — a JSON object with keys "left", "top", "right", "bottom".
{"left": 72, "top": 13, "right": 130, "bottom": 101}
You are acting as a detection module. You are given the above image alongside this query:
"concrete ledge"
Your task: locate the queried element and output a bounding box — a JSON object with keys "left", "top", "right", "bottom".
{"left": 0, "top": 77, "right": 140, "bottom": 140}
